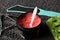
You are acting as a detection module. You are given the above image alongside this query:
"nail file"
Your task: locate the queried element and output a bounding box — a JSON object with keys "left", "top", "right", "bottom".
{"left": 6, "top": 5, "right": 60, "bottom": 17}
{"left": 30, "top": 7, "right": 37, "bottom": 27}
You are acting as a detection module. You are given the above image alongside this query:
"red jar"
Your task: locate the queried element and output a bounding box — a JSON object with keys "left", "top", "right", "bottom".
{"left": 17, "top": 12, "right": 42, "bottom": 39}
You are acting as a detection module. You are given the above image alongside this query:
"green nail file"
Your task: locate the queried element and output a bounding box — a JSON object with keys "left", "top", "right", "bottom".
{"left": 6, "top": 5, "right": 60, "bottom": 17}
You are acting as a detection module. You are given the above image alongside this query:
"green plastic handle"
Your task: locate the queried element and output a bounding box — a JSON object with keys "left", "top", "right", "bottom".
{"left": 6, "top": 5, "right": 60, "bottom": 17}
{"left": 39, "top": 9, "right": 60, "bottom": 17}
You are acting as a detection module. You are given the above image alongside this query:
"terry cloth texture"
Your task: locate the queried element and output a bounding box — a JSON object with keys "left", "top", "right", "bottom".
{"left": 0, "top": 0, "right": 60, "bottom": 40}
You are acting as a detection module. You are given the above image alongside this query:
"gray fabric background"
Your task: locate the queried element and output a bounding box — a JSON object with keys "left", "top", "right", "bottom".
{"left": 0, "top": 0, "right": 60, "bottom": 40}
{"left": 0, "top": 0, "right": 60, "bottom": 14}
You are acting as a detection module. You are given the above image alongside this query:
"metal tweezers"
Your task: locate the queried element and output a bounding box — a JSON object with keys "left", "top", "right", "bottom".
{"left": 0, "top": 14, "right": 25, "bottom": 39}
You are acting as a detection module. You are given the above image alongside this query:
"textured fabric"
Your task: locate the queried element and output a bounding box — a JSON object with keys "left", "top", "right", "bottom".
{"left": 0, "top": 0, "right": 60, "bottom": 40}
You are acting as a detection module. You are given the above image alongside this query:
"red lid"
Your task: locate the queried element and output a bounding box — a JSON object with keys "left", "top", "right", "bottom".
{"left": 17, "top": 12, "right": 41, "bottom": 28}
